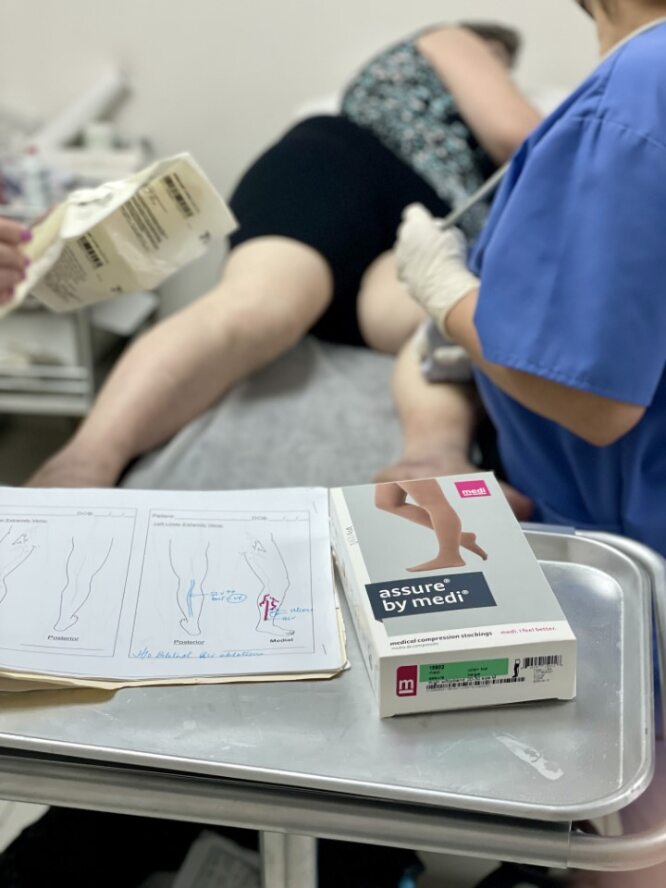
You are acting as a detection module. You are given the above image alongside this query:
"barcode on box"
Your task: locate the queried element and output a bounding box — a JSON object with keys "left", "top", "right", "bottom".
{"left": 163, "top": 174, "right": 194, "bottom": 219}
{"left": 426, "top": 677, "right": 526, "bottom": 691}
{"left": 523, "top": 656, "right": 562, "bottom": 668}
{"left": 78, "top": 235, "right": 104, "bottom": 270}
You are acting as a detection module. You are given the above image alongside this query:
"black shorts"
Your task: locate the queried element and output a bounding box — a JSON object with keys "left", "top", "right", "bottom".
{"left": 228, "top": 115, "right": 451, "bottom": 346}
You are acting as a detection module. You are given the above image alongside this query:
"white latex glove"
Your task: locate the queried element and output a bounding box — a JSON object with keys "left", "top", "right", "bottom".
{"left": 414, "top": 319, "right": 473, "bottom": 383}
{"left": 396, "top": 204, "right": 479, "bottom": 337}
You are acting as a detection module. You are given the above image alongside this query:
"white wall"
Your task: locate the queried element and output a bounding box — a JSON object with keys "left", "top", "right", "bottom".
{"left": 0, "top": 0, "right": 597, "bottom": 312}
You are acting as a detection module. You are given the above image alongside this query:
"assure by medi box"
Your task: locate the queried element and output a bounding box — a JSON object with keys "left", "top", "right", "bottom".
{"left": 330, "top": 473, "right": 576, "bottom": 717}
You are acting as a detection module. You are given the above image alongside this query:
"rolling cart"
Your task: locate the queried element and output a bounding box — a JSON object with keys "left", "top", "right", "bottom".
{"left": 0, "top": 529, "right": 664, "bottom": 887}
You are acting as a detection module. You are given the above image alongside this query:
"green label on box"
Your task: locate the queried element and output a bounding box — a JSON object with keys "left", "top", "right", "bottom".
{"left": 419, "top": 659, "right": 509, "bottom": 683}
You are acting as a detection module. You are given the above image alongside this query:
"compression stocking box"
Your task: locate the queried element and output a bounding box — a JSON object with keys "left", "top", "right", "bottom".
{"left": 330, "top": 473, "right": 577, "bottom": 717}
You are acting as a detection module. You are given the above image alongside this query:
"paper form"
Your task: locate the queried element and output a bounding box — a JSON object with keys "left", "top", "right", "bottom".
{"left": 0, "top": 486, "right": 344, "bottom": 683}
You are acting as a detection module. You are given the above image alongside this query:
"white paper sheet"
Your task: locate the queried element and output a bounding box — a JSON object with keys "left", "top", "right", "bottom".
{"left": 0, "top": 486, "right": 342, "bottom": 681}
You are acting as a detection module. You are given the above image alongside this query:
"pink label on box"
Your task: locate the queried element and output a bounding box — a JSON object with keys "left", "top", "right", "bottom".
{"left": 396, "top": 665, "right": 418, "bottom": 697}
{"left": 455, "top": 480, "right": 491, "bottom": 498}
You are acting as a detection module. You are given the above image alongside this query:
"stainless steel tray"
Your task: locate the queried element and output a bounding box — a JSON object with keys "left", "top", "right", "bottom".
{"left": 0, "top": 530, "right": 654, "bottom": 823}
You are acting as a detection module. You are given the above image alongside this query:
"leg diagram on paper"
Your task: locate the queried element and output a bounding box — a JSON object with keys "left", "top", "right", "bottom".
{"left": 244, "top": 534, "right": 295, "bottom": 637}
{"left": 169, "top": 538, "right": 210, "bottom": 637}
{"left": 0, "top": 527, "right": 37, "bottom": 606}
{"left": 53, "top": 534, "right": 114, "bottom": 632}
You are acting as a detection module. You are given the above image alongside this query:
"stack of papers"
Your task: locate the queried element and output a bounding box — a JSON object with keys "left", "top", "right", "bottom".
{"left": 0, "top": 486, "right": 346, "bottom": 691}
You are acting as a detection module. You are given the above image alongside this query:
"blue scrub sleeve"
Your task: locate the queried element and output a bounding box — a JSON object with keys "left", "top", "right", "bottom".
{"left": 474, "top": 115, "right": 666, "bottom": 406}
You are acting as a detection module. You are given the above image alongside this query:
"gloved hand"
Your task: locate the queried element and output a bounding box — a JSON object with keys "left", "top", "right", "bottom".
{"left": 414, "top": 320, "right": 473, "bottom": 383}
{"left": 395, "top": 204, "right": 479, "bottom": 337}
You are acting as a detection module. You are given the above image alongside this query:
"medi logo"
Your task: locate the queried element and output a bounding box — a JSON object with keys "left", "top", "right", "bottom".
{"left": 455, "top": 479, "right": 490, "bottom": 498}
{"left": 396, "top": 664, "right": 418, "bottom": 697}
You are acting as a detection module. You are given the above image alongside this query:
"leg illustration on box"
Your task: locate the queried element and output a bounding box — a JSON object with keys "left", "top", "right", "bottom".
{"left": 375, "top": 478, "right": 487, "bottom": 572}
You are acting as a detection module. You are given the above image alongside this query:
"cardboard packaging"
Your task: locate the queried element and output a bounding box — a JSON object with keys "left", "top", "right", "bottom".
{"left": 3, "top": 153, "right": 236, "bottom": 319}
{"left": 330, "top": 473, "right": 577, "bottom": 717}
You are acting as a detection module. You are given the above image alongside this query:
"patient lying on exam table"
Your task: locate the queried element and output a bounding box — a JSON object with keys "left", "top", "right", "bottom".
{"left": 24, "top": 22, "right": 539, "bottom": 504}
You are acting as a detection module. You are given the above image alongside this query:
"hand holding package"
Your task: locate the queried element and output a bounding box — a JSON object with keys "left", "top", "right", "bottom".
{"left": 1, "top": 153, "right": 237, "bottom": 319}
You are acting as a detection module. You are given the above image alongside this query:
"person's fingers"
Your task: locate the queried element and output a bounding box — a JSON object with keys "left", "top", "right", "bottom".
{"left": 0, "top": 218, "right": 30, "bottom": 247}
{"left": 0, "top": 243, "right": 29, "bottom": 274}
{"left": 0, "top": 269, "right": 23, "bottom": 291}
{"left": 397, "top": 208, "right": 462, "bottom": 265}
{"left": 401, "top": 202, "right": 432, "bottom": 224}
{"left": 395, "top": 204, "right": 445, "bottom": 289}
{"left": 0, "top": 288, "right": 14, "bottom": 305}
{"left": 397, "top": 203, "right": 435, "bottom": 242}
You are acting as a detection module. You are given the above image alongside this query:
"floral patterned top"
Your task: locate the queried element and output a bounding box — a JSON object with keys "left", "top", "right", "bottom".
{"left": 341, "top": 39, "right": 497, "bottom": 241}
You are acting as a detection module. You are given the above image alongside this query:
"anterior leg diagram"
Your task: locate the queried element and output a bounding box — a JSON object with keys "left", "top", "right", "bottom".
{"left": 244, "top": 534, "right": 295, "bottom": 637}
{"left": 0, "top": 527, "right": 37, "bottom": 606}
{"left": 53, "top": 534, "right": 114, "bottom": 632}
{"left": 375, "top": 478, "right": 488, "bottom": 572}
{"left": 168, "top": 538, "right": 210, "bottom": 637}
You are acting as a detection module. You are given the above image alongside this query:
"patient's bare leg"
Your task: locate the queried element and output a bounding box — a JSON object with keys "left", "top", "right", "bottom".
{"left": 375, "top": 337, "right": 478, "bottom": 483}
{"left": 376, "top": 339, "right": 534, "bottom": 521}
{"left": 28, "top": 237, "right": 333, "bottom": 489}
{"left": 54, "top": 534, "right": 113, "bottom": 632}
{"left": 356, "top": 250, "right": 426, "bottom": 354}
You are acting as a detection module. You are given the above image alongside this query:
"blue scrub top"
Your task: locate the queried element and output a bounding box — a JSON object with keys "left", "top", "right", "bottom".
{"left": 470, "top": 22, "right": 666, "bottom": 555}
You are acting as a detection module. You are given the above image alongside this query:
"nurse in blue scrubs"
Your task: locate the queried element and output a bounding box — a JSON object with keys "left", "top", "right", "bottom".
{"left": 398, "top": 4, "right": 666, "bottom": 884}
{"left": 398, "top": 0, "right": 666, "bottom": 559}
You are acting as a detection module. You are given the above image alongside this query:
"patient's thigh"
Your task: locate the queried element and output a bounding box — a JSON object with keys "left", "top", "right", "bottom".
{"left": 356, "top": 250, "right": 426, "bottom": 354}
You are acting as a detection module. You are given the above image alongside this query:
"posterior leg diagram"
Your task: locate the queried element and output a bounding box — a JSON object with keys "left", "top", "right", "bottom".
{"left": 168, "top": 538, "right": 210, "bottom": 637}
{"left": 0, "top": 527, "right": 37, "bottom": 606}
{"left": 244, "top": 533, "right": 294, "bottom": 637}
{"left": 53, "top": 534, "right": 114, "bottom": 632}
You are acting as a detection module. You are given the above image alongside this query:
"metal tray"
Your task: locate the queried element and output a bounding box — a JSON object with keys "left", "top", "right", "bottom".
{"left": 0, "top": 530, "right": 655, "bottom": 823}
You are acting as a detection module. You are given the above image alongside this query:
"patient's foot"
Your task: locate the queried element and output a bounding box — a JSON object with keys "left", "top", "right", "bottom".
{"left": 460, "top": 532, "right": 487, "bottom": 560}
